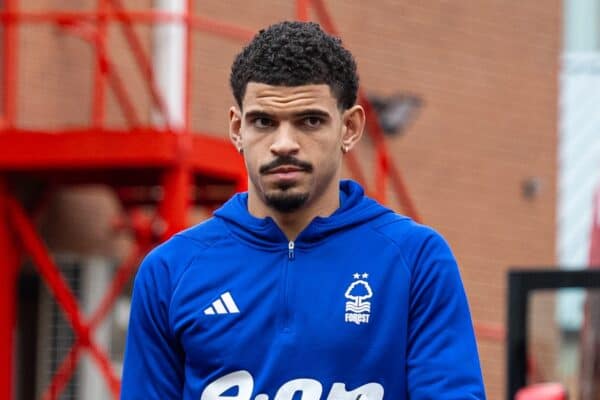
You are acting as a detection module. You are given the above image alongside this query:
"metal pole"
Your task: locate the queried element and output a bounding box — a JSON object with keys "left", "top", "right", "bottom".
{"left": 92, "top": 0, "right": 107, "bottom": 128}
{"left": 154, "top": 0, "right": 190, "bottom": 239}
{"left": 506, "top": 272, "right": 529, "bottom": 400}
{"left": 153, "top": 0, "right": 185, "bottom": 130}
{"left": 296, "top": 0, "right": 310, "bottom": 21}
{"left": 0, "top": 181, "right": 20, "bottom": 400}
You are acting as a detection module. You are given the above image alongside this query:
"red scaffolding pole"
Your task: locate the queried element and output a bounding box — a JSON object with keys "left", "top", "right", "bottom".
{"left": 0, "top": 181, "right": 20, "bottom": 400}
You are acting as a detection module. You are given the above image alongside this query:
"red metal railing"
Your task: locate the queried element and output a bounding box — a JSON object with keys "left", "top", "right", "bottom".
{"left": 0, "top": 1, "right": 504, "bottom": 399}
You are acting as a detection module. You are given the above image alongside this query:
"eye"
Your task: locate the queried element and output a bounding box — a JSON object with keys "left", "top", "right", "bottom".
{"left": 302, "top": 116, "right": 323, "bottom": 128}
{"left": 252, "top": 117, "right": 275, "bottom": 129}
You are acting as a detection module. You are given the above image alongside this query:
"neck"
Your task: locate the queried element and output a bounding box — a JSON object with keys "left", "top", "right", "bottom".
{"left": 247, "top": 182, "right": 340, "bottom": 240}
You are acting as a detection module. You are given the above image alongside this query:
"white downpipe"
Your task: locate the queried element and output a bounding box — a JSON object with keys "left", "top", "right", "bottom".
{"left": 79, "top": 257, "right": 112, "bottom": 400}
{"left": 153, "top": 0, "right": 186, "bottom": 129}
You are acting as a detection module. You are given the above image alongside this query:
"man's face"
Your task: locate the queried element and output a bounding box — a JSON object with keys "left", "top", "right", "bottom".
{"left": 230, "top": 83, "right": 351, "bottom": 213}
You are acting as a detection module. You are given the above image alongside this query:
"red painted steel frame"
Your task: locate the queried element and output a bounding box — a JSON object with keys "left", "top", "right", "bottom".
{"left": 93, "top": 0, "right": 108, "bottom": 127}
{"left": 0, "top": 181, "right": 20, "bottom": 400}
{"left": 2, "top": 0, "right": 17, "bottom": 128}
{"left": 8, "top": 197, "right": 122, "bottom": 398}
{"left": 0, "top": 2, "right": 247, "bottom": 399}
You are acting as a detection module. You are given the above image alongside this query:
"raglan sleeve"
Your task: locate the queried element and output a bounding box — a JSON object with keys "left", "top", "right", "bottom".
{"left": 121, "top": 249, "right": 185, "bottom": 399}
{"left": 406, "top": 230, "right": 486, "bottom": 399}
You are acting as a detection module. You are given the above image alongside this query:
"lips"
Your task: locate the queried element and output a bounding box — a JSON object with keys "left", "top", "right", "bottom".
{"left": 266, "top": 165, "right": 305, "bottom": 174}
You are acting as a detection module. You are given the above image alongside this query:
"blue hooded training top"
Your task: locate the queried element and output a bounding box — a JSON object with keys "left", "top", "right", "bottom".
{"left": 121, "top": 180, "right": 486, "bottom": 400}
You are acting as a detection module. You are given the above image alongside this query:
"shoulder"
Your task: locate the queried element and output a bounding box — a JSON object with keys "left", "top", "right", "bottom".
{"left": 370, "top": 213, "right": 455, "bottom": 272}
{"left": 135, "top": 217, "right": 231, "bottom": 290}
{"left": 371, "top": 214, "right": 446, "bottom": 252}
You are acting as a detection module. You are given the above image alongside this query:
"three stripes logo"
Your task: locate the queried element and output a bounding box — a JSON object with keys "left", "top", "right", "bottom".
{"left": 204, "top": 292, "right": 240, "bottom": 315}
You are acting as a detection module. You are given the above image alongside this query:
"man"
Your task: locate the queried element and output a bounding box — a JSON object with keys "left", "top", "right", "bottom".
{"left": 121, "top": 21, "right": 486, "bottom": 400}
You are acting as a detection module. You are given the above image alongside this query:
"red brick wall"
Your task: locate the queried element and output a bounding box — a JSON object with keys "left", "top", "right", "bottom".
{"left": 11, "top": 2, "right": 561, "bottom": 399}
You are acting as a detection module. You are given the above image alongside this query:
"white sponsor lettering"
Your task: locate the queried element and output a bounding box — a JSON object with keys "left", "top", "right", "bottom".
{"left": 201, "top": 370, "right": 253, "bottom": 400}
{"left": 199, "top": 371, "right": 384, "bottom": 400}
{"left": 275, "top": 379, "right": 322, "bottom": 400}
{"left": 327, "top": 383, "right": 384, "bottom": 400}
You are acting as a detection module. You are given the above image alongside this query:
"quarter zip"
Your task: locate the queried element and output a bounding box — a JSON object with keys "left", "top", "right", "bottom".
{"left": 282, "top": 241, "right": 295, "bottom": 333}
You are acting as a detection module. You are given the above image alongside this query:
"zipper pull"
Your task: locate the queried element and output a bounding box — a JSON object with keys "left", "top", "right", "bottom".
{"left": 288, "top": 241, "right": 295, "bottom": 260}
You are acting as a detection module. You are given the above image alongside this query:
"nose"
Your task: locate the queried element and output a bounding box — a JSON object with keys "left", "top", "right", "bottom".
{"left": 269, "top": 123, "right": 300, "bottom": 156}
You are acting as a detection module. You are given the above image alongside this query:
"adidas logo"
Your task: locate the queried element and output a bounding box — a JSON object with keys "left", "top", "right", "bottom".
{"left": 203, "top": 292, "right": 240, "bottom": 315}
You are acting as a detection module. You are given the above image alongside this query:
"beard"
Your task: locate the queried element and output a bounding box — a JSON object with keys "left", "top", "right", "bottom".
{"left": 264, "top": 188, "right": 309, "bottom": 213}
{"left": 258, "top": 156, "right": 314, "bottom": 213}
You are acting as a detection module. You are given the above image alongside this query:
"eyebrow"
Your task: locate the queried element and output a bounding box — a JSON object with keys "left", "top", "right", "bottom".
{"left": 294, "top": 109, "right": 331, "bottom": 119}
{"left": 244, "top": 109, "right": 331, "bottom": 120}
{"left": 244, "top": 111, "right": 273, "bottom": 120}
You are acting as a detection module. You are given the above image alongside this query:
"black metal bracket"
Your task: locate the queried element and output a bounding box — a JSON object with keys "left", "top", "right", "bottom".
{"left": 506, "top": 268, "right": 600, "bottom": 400}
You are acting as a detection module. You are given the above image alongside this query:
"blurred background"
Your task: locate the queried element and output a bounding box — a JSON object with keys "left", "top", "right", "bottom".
{"left": 0, "top": 1, "right": 599, "bottom": 399}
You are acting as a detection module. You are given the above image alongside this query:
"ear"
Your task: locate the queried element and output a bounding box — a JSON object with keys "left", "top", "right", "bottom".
{"left": 341, "top": 105, "right": 365, "bottom": 153}
{"left": 229, "top": 106, "right": 243, "bottom": 154}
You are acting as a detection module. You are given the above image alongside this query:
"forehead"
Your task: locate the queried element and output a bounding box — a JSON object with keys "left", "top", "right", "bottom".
{"left": 241, "top": 83, "right": 338, "bottom": 114}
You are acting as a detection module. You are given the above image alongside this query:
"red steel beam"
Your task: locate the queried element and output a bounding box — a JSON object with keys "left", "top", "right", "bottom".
{"left": 159, "top": 130, "right": 193, "bottom": 240}
{"left": 189, "top": 134, "right": 247, "bottom": 181}
{"left": 0, "top": 129, "right": 177, "bottom": 168}
{"left": 188, "top": 14, "right": 254, "bottom": 42}
{"left": 87, "top": 338, "right": 121, "bottom": 397}
{"left": 296, "top": 0, "right": 311, "bottom": 21}
{"left": 93, "top": 0, "right": 108, "bottom": 128}
{"left": 344, "top": 151, "right": 369, "bottom": 194}
{"left": 309, "top": 0, "right": 338, "bottom": 36}
{"left": 88, "top": 245, "right": 143, "bottom": 328}
{"left": 107, "top": 0, "right": 172, "bottom": 128}
{"left": 358, "top": 82, "right": 421, "bottom": 219}
{"left": 0, "top": 10, "right": 255, "bottom": 42}
{"left": 159, "top": 164, "right": 192, "bottom": 240}
{"left": 8, "top": 197, "right": 121, "bottom": 398}
{"left": 0, "top": 181, "right": 20, "bottom": 400}
{"left": 41, "top": 239, "right": 147, "bottom": 399}
{"left": 41, "top": 345, "right": 80, "bottom": 400}
{"left": 0, "top": 129, "right": 244, "bottom": 177}
{"left": 374, "top": 147, "right": 389, "bottom": 204}
{"left": 57, "top": 21, "right": 141, "bottom": 127}
{"left": 105, "top": 53, "right": 142, "bottom": 127}
{"left": 1, "top": 0, "right": 18, "bottom": 128}
{"left": 9, "top": 197, "right": 85, "bottom": 333}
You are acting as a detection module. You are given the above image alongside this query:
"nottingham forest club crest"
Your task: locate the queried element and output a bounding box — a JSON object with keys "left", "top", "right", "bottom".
{"left": 344, "top": 273, "right": 373, "bottom": 325}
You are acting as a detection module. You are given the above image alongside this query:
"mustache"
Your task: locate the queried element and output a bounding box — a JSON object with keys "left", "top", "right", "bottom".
{"left": 259, "top": 156, "right": 314, "bottom": 174}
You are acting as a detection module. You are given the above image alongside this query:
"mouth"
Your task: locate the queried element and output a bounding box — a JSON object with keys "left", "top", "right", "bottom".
{"left": 266, "top": 165, "right": 306, "bottom": 174}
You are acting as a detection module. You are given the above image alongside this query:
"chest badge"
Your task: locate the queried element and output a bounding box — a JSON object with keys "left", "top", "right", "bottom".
{"left": 344, "top": 273, "right": 372, "bottom": 325}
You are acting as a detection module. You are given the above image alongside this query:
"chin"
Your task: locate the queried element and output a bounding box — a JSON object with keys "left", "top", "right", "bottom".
{"left": 265, "top": 190, "right": 309, "bottom": 213}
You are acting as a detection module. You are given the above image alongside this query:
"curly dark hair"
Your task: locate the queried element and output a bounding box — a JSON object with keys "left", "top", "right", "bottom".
{"left": 230, "top": 21, "right": 359, "bottom": 110}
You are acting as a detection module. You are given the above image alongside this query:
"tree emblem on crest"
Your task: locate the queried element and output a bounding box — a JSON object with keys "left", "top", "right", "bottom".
{"left": 345, "top": 274, "right": 373, "bottom": 313}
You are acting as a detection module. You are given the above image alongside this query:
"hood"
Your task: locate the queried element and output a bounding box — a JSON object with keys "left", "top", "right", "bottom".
{"left": 213, "top": 180, "right": 393, "bottom": 248}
